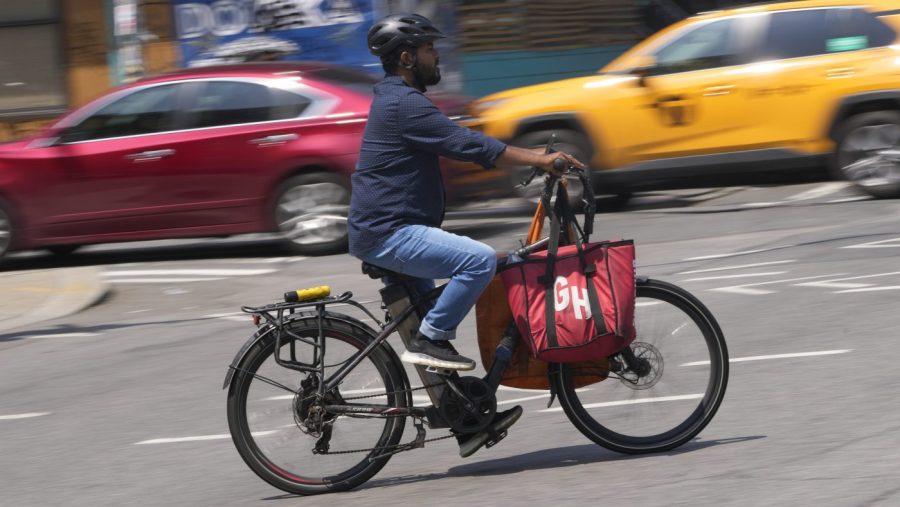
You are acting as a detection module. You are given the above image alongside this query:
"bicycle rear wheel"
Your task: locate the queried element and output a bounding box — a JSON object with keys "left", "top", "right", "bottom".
{"left": 226, "top": 313, "right": 408, "bottom": 495}
{"left": 552, "top": 278, "right": 728, "bottom": 454}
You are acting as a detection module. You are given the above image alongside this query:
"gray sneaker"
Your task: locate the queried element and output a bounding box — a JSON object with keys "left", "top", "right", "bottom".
{"left": 400, "top": 334, "right": 476, "bottom": 371}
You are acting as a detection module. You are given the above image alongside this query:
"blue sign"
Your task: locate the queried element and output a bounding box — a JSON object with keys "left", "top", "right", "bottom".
{"left": 173, "top": 0, "right": 380, "bottom": 70}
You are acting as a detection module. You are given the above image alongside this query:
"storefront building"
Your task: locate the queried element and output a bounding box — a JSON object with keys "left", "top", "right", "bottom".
{"left": 1, "top": 0, "right": 745, "bottom": 142}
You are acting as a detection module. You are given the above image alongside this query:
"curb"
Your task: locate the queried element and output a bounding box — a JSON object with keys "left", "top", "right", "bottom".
{"left": 0, "top": 267, "right": 109, "bottom": 335}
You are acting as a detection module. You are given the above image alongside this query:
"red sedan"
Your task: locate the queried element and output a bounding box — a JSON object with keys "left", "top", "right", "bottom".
{"left": 0, "top": 62, "right": 472, "bottom": 261}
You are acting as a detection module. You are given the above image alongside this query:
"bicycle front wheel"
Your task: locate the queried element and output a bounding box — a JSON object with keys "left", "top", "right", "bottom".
{"left": 226, "top": 313, "right": 408, "bottom": 495}
{"left": 552, "top": 278, "right": 728, "bottom": 454}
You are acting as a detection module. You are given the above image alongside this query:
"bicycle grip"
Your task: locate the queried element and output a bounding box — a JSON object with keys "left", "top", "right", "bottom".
{"left": 552, "top": 157, "right": 567, "bottom": 172}
{"left": 284, "top": 286, "right": 331, "bottom": 303}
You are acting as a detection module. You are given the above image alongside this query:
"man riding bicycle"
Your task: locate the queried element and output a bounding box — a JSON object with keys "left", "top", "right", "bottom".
{"left": 349, "top": 13, "right": 585, "bottom": 456}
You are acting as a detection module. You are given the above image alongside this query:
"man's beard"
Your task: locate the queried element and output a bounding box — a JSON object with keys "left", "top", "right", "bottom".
{"left": 413, "top": 63, "right": 441, "bottom": 91}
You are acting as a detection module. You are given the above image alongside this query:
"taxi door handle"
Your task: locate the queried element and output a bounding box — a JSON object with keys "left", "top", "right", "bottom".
{"left": 827, "top": 67, "right": 855, "bottom": 78}
{"left": 703, "top": 85, "right": 735, "bottom": 97}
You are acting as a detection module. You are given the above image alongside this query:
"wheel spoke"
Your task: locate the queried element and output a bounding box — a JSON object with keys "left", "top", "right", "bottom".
{"left": 554, "top": 280, "right": 727, "bottom": 453}
{"left": 228, "top": 318, "right": 407, "bottom": 493}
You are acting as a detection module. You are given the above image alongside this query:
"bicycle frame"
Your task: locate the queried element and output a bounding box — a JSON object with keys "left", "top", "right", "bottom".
{"left": 228, "top": 167, "right": 596, "bottom": 426}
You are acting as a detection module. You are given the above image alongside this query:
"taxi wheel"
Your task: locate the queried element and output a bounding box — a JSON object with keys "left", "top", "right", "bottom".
{"left": 0, "top": 199, "right": 11, "bottom": 262}
{"left": 272, "top": 173, "right": 350, "bottom": 256}
{"left": 833, "top": 111, "right": 900, "bottom": 198}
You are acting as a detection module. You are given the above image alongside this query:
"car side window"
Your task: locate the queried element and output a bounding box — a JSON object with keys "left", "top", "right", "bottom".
{"left": 653, "top": 18, "right": 740, "bottom": 74}
{"left": 187, "top": 81, "right": 310, "bottom": 128}
{"left": 269, "top": 87, "right": 312, "bottom": 121}
{"left": 760, "top": 10, "right": 828, "bottom": 60}
{"left": 826, "top": 8, "right": 896, "bottom": 51}
{"left": 63, "top": 84, "right": 180, "bottom": 142}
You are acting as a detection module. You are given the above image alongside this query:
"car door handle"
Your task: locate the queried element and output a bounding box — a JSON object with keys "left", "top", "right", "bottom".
{"left": 703, "top": 85, "right": 735, "bottom": 97}
{"left": 249, "top": 134, "right": 299, "bottom": 145}
{"left": 827, "top": 67, "right": 855, "bottom": 78}
{"left": 125, "top": 149, "right": 175, "bottom": 161}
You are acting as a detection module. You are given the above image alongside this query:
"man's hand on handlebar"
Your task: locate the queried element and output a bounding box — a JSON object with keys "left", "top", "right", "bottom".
{"left": 496, "top": 145, "right": 586, "bottom": 177}
{"left": 540, "top": 150, "right": 585, "bottom": 176}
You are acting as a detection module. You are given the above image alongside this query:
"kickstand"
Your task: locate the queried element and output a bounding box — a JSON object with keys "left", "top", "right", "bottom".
{"left": 546, "top": 366, "right": 558, "bottom": 408}
{"left": 368, "top": 418, "right": 427, "bottom": 463}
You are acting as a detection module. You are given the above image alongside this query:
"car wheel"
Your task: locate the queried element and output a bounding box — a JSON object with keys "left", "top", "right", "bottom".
{"left": 511, "top": 130, "right": 631, "bottom": 210}
{"left": 272, "top": 173, "right": 350, "bottom": 256}
{"left": 833, "top": 111, "right": 900, "bottom": 198}
{"left": 0, "top": 200, "right": 11, "bottom": 262}
{"left": 46, "top": 245, "right": 81, "bottom": 256}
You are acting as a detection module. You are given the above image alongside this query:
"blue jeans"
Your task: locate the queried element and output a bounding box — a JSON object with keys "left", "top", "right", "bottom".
{"left": 358, "top": 225, "right": 497, "bottom": 341}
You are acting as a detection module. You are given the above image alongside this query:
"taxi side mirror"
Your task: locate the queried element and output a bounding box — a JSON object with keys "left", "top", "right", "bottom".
{"left": 629, "top": 56, "right": 658, "bottom": 87}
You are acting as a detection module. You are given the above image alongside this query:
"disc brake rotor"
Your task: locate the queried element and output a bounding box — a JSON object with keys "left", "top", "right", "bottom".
{"left": 618, "top": 342, "right": 664, "bottom": 390}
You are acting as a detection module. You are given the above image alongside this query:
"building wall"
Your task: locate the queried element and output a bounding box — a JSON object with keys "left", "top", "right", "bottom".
{"left": 0, "top": 0, "right": 179, "bottom": 142}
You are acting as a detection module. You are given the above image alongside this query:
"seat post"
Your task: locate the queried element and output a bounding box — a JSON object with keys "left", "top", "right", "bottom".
{"left": 379, "top": 283, "right": 450, "bottom": 413}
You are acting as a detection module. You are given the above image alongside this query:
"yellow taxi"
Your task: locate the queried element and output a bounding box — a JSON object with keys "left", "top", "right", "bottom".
{"left": 467, "top": 0, "right": 900, "bottom": 203}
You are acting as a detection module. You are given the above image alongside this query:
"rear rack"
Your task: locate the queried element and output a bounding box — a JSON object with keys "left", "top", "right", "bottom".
{"left": 240, "top": 290, "right": 384, "bottom": 373}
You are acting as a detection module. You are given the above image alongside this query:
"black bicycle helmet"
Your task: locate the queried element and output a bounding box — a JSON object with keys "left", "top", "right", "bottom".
{"left": 367, "top": 13, "right": 446, "bottom": 57}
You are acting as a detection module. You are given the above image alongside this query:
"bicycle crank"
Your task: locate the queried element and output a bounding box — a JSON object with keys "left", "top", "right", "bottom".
{"left": 438, "top": 376, "right": 496, "bottom": 434}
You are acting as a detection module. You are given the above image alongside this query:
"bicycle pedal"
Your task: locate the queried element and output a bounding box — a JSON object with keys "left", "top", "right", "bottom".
{"left": 425, "top": 366, "right": 455, "bottom": 376}
{"left": 485, "top": 430, "right": 508, "bottom": 448}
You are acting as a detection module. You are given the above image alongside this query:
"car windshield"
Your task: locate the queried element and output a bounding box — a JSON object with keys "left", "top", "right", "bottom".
{"left": 304, "top": 66, "right": 379, "bottom": 96}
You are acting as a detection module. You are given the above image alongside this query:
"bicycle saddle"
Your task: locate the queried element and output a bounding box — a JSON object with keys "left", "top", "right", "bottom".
{"left": 361, "top": 262, "right": 411, "bottom": 280}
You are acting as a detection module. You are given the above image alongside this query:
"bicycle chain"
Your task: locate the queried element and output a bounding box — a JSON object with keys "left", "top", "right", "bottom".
{"left": 317, "top": 431, "right": 456, "bottom": 455}
{"left": 339, "top": 381, "right": 444, "bottom": 401}
{"left": 314, "top": 381, "right": 456, "bottom": 455}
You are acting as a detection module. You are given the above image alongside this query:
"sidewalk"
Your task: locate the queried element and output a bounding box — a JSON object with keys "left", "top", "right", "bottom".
{"left": 0, "top": 267, "right": 109, "bottom": 336}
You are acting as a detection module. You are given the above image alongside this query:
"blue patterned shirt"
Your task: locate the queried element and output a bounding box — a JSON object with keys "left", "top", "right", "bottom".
{"left": 348, "top": 75, "right": 507, "bottom": 257}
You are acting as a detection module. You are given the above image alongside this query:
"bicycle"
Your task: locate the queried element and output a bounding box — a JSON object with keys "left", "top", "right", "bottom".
{"left": 223, "top": 159, "right": 729, "bottom": 496}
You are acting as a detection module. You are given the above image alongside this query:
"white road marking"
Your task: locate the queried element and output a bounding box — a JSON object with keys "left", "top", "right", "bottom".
{"left": 837, "top": 285, "right": 900, "bottom": 293}
{"left": 539, "top": 394, "right": 703, "bottom": 413}
{"left": 106, "top": 278, "right": 226, "bottom": 284}
{"left": 135, "top": 431, "right": 277, "bottom": 445}
{"left": 841, "top": 237, "right": 900, "bottom": 249}
{"left": 103, "top": 269, "right": 276, "bottom": 277}
{"left": 681, "top": 349, "right": 852, "bottom": 366}
{"left": 636, "top": 301, "right": 662, "bottom": 307}
{"left": 498, "top": 394, "right": 551, "bottom": 405}
{"left": 711, "top": 273, "right": 845, "bottom": 295}
{"left": 203, "top": 312, "right": 250, "bottom": 322}
{"left": 797, "top": 271, "right": 900, "bottom": 291}
{"left": 22, "top": 333, "right": 100, "bottom": 339}
{"left": 785, "top": 182, "right": 850, "bottom": 201}
{"left": 684, "top": 271, "right": 787, "bottom": 282}
{"left": 677, "top": 260, "right": 796, "bottom": 275}
{"left": 685, "top": 249, "right": 771, "bottom": 261}
{"left": 497, "top": 385, "right": 549, "bottom": 392}
{"left": 0, "top": 412, "right": 50, "bottom": 420}
{"left": 827, "top": 195, "right": 870, "bottom": 203}
{"left": 742, "top": 202, "right": 782, "bottom": 208}
{"left": 126, "top": 309, "right": 150, "bottom": 314}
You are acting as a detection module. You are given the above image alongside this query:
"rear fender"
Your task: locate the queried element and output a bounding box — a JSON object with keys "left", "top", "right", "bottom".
{"left": 222, "top": 312, "right": 409, "bottom": 398}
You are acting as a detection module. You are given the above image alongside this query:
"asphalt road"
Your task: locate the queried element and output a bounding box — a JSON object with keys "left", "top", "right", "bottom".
{"left": 2, "top": 181, "right": 899, "bottom": 507}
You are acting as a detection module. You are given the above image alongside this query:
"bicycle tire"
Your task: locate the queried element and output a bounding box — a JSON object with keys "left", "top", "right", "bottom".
{"left": 552, "top": 278, "right": 728, "bottom": 454}
{"left": 227, "top": 312, "right": 409, "bottom": 495}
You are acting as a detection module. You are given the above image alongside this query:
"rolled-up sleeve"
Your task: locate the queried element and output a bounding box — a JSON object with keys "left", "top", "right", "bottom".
{"left": 399, "top": 93, "right": 507, "bottom": 169}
